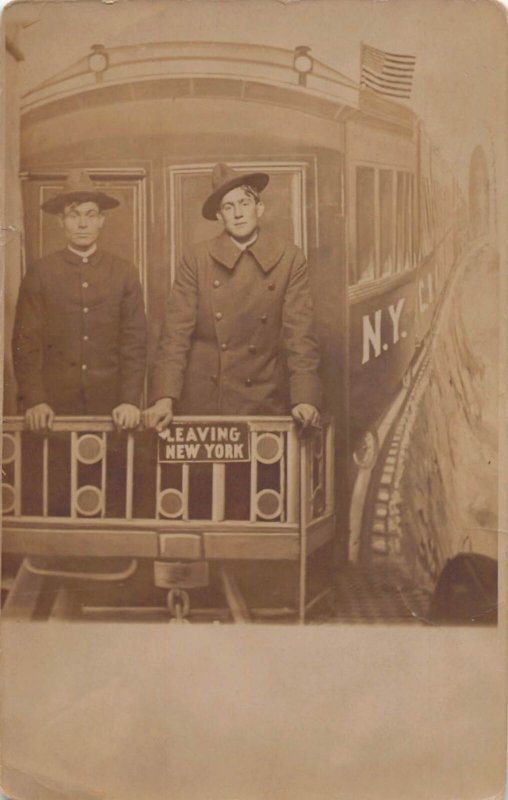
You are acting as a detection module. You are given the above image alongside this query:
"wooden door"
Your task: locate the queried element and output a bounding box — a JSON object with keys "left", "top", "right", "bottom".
{"left": 165, "top": 160, "right": 308, "bottom": 282}
{"left": 2, "top": 168, "right": 148, "bottom": 413}
{"left": 21, "top": 168, "right": 147, "bottom": 296}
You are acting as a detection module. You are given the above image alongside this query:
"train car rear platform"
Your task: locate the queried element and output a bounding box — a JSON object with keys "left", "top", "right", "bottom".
{"left": 2, "top": 557, "right": 431, "bottom": 625}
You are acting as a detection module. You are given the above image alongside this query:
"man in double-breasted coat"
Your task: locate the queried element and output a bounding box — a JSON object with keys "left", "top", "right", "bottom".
{"left": 144, "top": 163, "right": 321, "bottom": 429}
{"left": 13, "top": 170, "right": 147, "bottom": 431}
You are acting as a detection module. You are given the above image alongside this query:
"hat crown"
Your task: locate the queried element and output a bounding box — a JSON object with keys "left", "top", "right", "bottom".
{"left": 202, "top": 163, "right": 269, "bottom": 220}
{"left": 211, "top": 163, "right": 239, "bottom": 193}
{"left": 41, "top": 169, "right": 120, "bottom": 214}
{"left": 61, "top": 169, "right": 97, "bottom": 196}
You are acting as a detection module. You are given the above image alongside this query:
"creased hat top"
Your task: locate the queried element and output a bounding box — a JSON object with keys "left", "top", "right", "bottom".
{"left": 202, "top": 163, "right": 269, "bottom": 221}
{"left": 41, "top": 169, "right": 120, "bottom": 214}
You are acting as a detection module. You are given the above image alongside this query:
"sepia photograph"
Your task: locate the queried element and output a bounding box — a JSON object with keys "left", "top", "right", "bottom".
{"left": 0, "top": 0, "right": 506, "bottom": 797}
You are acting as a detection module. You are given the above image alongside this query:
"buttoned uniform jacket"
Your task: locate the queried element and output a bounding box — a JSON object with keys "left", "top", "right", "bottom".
{"left": 13, "top": 248, "right": 147, "bottom": 415}
{"left": 149, "top": 229, "right": 322, "bottom": 415}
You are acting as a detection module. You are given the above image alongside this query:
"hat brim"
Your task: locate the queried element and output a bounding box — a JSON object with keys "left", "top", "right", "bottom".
{"left": 202, "top": 172, "right": 269, "bottom": 221}
{"left": 41, "top": 191, "right": 120, "bottom": 215}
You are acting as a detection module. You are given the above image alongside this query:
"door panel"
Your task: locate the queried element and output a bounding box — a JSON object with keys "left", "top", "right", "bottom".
{"left": 21, "top": 169, "right": 147, "bottom": 294}
{"left": 166, "top": 161, "right": 308, "bottom": 281}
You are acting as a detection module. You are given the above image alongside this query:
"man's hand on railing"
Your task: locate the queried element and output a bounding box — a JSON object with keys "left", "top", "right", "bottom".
{"left": 112, "top": 403, "right": 141, "bottom": 430}
{"left": 142, "top": 397, "right": 174, "bottom": 432}
{"left": 292, "top": 403, "right": 321, "bottom": 430}
{"left": 25, "top": 402, "right": 55, "bottom": 433}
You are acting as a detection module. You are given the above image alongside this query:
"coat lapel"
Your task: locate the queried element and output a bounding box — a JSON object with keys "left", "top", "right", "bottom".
{"left": 207, "top": 232, "right": 242, "bottom": 270}
{"left": 207, "top": 229, "right": 285, "bottom": 273}
{"left": 248, "top": 230, "right": 285, "bottom": 273}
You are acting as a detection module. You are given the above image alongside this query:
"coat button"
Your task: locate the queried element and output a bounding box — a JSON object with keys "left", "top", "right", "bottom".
{"left": 211, "top": 374, "right": 218, "bottom": 383}
{"left": 248, "top": 345, "right": 257, "bottom": 354}
{"left": 261, "top": 315, "right": 268, "bottom": 323}
{"left": 83, "top": 307, "right": 89, "bottom": 314}
{"left": 81, "top": 364, "right": 88, "bottom": 371}
{"left": 221, "top": 343, "right": 228, "bottom": 351}
{"left": 245, "top": 378, "right": 252, "bottom": 387}
{"left": 268, "top": 283, "right": 275, "bottom": 291}
{"left": 83, "top": 335, "right": 89, "bottom": 342}
{"left": 213, "top": 279, "right": 221, "bottom": 288}
{"left": 82, "top": 281, "right": 89, "bottom": 288}
{"left": 215, "top": 312, "right": 223, "bottom": 320}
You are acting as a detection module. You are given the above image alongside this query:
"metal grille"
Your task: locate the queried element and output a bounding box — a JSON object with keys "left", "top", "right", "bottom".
{"left": 2, "top": 417, "right": 334, "bottom": 527}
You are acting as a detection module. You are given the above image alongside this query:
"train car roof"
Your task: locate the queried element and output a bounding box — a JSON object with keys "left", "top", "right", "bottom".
{"left": 20, "top": 41, "right": 418, "bottom": 134}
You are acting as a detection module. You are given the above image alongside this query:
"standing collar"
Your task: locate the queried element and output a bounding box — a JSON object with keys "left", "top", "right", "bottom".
{"left": 207, "top": 228, "right": 285, "bottom": 273}
{"left": 67, "top": 243, "right": 97, "bottom": 258}
{"left": 61, "top": 247, "right": 104, "bottom": 267}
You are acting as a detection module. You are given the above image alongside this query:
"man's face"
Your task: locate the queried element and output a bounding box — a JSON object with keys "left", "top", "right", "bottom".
{"left": 217, "top": 187, "right": 264, "bottom": 241}
{"left": 58, "top": 201, "right": 105, "bottom": 249}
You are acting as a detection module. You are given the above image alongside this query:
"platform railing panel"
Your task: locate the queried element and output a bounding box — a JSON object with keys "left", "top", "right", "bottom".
{"left": 2, "top": 417, "right": 334, "bottom": 530}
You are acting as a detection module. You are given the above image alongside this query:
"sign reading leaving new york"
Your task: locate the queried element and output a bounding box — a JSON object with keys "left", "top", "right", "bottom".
{"left": 158, "top": 422, "right": 250, "bottom": 463}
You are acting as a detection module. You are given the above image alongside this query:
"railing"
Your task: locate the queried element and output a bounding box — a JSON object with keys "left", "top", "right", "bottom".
{"left": 2, "top": 415, "right": 335, "bottom": 621}
{"left": 2, "top": 415, "right": 334, "bottom": 530}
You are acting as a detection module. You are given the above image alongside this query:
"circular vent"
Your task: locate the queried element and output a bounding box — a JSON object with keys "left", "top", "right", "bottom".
{"left": 158, "top": 488, "right": 184, "bottom": 519}
{"left": 76, "top": 434, "right": 104, "bottom": 465}
{"left": 2, "top": 483, "right": 15, "bottom": 514}
{"left": 76, "top": 485, "right": 103, "bottom": 516}
{"left": 2, "top": 434, "right": 16, "bottom": 464}
{"left": 256, "top": 489, "right": 282, "bottom": 520}
{"left": 255, "top": 433, "right": 283, "bottom": 464}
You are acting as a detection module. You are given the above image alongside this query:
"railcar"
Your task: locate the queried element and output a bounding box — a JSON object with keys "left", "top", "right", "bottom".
{"left": 2, "top": 42, "right": 465, "bottom": 621}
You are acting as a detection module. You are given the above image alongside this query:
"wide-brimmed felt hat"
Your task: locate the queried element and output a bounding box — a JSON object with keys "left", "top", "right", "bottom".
{"left": 202, "top": 163, "right": 269, "bottom": 221}
{"left": 41, "top": 169, "right": 121, "bottom": 214}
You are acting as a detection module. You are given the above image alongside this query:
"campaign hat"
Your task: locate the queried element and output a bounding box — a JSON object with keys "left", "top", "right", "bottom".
{"left": 202, "top": 162, "right": 269, "bottom": 221}
{"left": 41, "top": 169, "right": 120, "bottom": 214}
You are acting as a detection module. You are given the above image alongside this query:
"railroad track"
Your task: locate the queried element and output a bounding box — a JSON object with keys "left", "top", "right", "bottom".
{"left": 360, "top": 347, "right": 432, "bottom": 564}
{"left": 350, "top": 238, "right": 485, "bottom": 568}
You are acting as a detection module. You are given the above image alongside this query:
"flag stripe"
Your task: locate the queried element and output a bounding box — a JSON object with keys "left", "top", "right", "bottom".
{"left": 382, "top": 50, "right": 416, "bottom": 60}
{"left": 384, "top": 56, "right": 416, "bottom": 66}
{"left": 362, "top": 46, "right": 415, "bottom": 64}
{"left": 383, "top": 64, "right": 415, "bottom": 73}
{"left": 362, "top": 79, "right": 412, "bottom": 94}
{"left": 363, "top": 84, "right": 411, "bottom": 99}
{"left": 361, "top": 75, "right": 411, "bottom": 94}
{"left": 362, "top": 68, "right": 413, "bottom": 87}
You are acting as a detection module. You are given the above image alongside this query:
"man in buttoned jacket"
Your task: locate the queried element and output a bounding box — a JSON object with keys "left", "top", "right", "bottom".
{"left": 144, "top": 163, "right": 321, "bottom": 429}
{"left": 13, "top": 170, "right": 147, "bottom": 432}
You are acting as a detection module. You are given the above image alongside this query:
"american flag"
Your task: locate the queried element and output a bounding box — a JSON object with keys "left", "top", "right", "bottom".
{"left": 360, "top": 43, "right": 416, "bottom": 100}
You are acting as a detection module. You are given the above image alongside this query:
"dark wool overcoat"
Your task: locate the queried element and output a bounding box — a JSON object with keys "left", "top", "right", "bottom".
{"left": 149, "top": 229, "right": 322, "bottom": 415}
{"left": 12, "top": 248, "right": 147, "bottom": 415}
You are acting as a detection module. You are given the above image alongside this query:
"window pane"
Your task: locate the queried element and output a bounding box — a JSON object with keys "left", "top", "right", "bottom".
{"left": 356, "top": 166, "right": 375, "bottom": 283}
{"left": 421, "top": 178, "right": 433, "bottom": 257}
{"left": 410, "top": 175, "right": 417, "bottom": 266}
{"left": 406, "top": 175, "right": 414, "bottom": 268}
{"left": 396, "top": 172, "right": 411, "bottom": 271}
{"left": 379, "top": 170, "right": 393, "bottom": 276}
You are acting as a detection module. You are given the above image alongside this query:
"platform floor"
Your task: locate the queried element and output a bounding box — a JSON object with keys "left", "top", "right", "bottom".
{"left": 329, "top": 566, "right": 431, "bottom": 625}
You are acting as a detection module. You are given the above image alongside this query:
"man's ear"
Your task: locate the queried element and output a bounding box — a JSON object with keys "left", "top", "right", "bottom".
{"left": 98, "top": 213, "right": 106, "bottom": 230}
{"left": 57, "top": 214, "right": 64, "bottom": 229}
{"left": 256, "top": 201, "right": 265, "bottom": 220}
